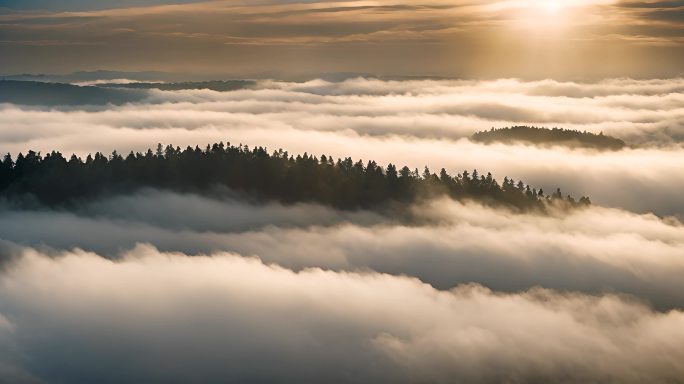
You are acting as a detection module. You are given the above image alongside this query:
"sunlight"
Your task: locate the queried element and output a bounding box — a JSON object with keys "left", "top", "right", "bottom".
{"left": 484, "top": 0, "right": 614, "bottom": 30}
{"left": 542, "top": 0, "right": 564, "bottom": 13}
{"left": 488, "top": 0, "right": 613, "bottom": 17}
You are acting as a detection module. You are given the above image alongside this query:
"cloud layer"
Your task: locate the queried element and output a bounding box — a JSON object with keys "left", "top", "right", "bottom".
{"left": 0, "top": 246, "right": 683, "bottom": 383}
{"left": 1, "top": 77, "right": 683, "bottom": 216}
{"left": 1, "top": 191, "right": 683, "bottom": 310}
{"left": 0, "top": 76, "right": 683, "bottom": 382}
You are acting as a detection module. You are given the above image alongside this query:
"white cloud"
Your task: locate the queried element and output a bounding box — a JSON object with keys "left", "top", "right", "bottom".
{"left": 1, "top": 193, "right": 683, "bottom": 310}
{"left": 0, "top": 245, "right": 682, "bottom": 383}
{"left": 1, "top": 78, "right": 683, "bottom": 216}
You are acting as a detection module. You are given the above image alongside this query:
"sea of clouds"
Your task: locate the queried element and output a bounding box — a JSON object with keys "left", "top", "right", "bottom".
{"left": 0, "top": 77, "right": 683, "bottom": 383}
{"left": 1, "top": 77, "right": 683, "bottom": 216}
{"left": 1, "top": 245, "right": 683, "bottom": 383}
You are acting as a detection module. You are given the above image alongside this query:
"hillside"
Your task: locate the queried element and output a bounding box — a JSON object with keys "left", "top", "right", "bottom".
{"left": 471, "top": 126, "right": 626, "bottom": 150}
{"left": 0, "top": 142, "right": 590, "bottom": 211}
{"left": 0, "top": 80, "right": 145, "bottom": 106}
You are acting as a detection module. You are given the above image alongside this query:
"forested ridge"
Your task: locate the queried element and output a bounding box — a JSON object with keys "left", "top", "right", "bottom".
{"left": 472, "top": 126, "right": 626, "bottom": 150}
{"left": 0, "top": 142, "right": 590, "bottom": 210}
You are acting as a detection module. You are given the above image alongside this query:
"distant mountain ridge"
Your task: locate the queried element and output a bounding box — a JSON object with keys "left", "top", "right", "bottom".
{"left": 0, "top": 70, "right": 175, "bottom": 83}
{"left": 0, "top": 80, "right": 146, "bottom": 106}
{"left": 0, "top": 79, "right": 255, "bottom": 106}
{"left": 97, "top": 80, "right": 255, "bottom": 92}
{"left": 0, "top": 69, "right": 455, "bottom": 83}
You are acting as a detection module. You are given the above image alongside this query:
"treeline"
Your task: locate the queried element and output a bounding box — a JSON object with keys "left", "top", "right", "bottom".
{"left": 0, "top": 142, "right": 590, "bottom": 211}
{"left": 472, "top": 126, "right": 626, "bottom": 150}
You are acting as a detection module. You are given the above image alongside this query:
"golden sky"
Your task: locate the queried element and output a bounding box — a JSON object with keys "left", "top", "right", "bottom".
{"left": 0, "top": 0, "right": 682, "bottom": 78}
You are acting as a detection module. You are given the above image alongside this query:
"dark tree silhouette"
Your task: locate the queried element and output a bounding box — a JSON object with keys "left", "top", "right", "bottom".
{"left": 0, "top": 142, "right": 591, "bottom": 211}
{"left": 471, "top": 126, "right": 625, "bottom": 150}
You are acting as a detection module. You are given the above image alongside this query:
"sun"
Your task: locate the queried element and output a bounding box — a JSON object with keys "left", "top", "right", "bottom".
{"left": 490, "top": 0, "right": 613, "bottom": 14}
{"left": 542, "top": 0, "right": 564, "bottom": 13}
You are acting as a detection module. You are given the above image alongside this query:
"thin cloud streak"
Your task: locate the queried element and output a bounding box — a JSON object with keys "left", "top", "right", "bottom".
{"left": 0, "top": 0, "right": 681, "bottom": 77}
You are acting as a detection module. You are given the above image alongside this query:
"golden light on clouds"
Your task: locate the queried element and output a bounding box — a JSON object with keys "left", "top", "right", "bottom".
{"left": 485, "top": 0, "right": 614, "bottom": 28}
{"left": 539, "top": 0, "right": 565, "bottom": 13}
{"left": 489, "top": 0, "right": 615, "bottom": 11}
{"left": 487, "top": 0, "right": 616, "bottom": 26}
{"left": 0, "top": 0, "right": 679, "bottom": 78}
{"left": 0, "top": 1, "right": 683, "bottom": 383}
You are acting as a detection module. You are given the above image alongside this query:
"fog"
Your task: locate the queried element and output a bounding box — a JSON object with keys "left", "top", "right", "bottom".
{"left": 1, "top": 192, "right": 682, "bottom": 310}
{"left": 0, "top": 246, "right": 682, "bottom": 383}
{"left": 1, "top": 78, "right": 683, "bottom": 216}
{"left": 4, "top": 78, "right": 684, "bottom": 144}
{"left": 1, "top": 77, "right": 683, "bottom": 383}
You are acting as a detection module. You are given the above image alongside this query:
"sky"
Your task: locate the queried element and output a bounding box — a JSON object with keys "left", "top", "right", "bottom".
{"left": 1, "top": 2, "right": 684, "bottom": 383}
{"left": 0, "top": 0, "right": 683, "bottom": 79}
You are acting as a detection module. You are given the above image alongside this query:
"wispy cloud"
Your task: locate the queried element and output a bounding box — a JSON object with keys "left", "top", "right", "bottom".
{"left": 0, "top": 0, "right": 681, "bottom": 77}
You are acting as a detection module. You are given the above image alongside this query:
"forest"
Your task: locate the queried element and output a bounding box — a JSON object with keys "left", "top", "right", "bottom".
{"left": 471, "top": 126, "right": 626, "bottom": 150}
{"left": 0, "top": 142, "right": 590, "bottom": 211}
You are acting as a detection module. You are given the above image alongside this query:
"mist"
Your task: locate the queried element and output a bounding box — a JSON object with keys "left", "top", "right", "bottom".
{"left": 1, "top": 73, "right": 683, "bottom": 384}
{"left": 0, "top": 246, "right": 683, "bottom": 384}
{"left": 0, "top": 191, "right": 682, "bottom": 311}
{"left": 2, "top": 0, "right": 683, "bottom": 381}
{"left": 1, "top": 78, "right": 683, "bottom": 216}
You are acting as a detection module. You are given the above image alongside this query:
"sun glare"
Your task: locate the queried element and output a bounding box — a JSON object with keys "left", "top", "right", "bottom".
{"left": 543, "top": 0, "right": 564, "bottom": 13}
{"left": 490, "top": 0, "right": 613, "bottom": 16}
